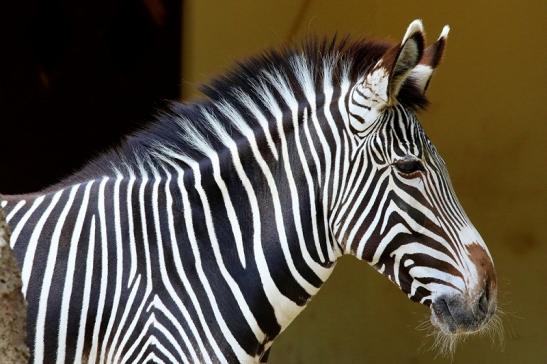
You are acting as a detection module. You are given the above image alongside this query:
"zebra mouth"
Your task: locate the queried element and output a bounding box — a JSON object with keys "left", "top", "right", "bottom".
{"left": 430, "top": 299, "right": 459, "bottom": 334}
{"left": 430, "top": 293, "right": 495, "bottom": 335}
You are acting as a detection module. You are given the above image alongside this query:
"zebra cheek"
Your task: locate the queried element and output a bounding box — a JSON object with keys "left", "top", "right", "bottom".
{"left": 392, "top": 260, "right": 412, "bottom": 292}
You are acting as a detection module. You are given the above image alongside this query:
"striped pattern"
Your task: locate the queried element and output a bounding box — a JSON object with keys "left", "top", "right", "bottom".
{"left": 334, "top": 104, "right": 486, "bottom": 305}
{"left": 0, "top": 24, "right": 494, "bottom": 364}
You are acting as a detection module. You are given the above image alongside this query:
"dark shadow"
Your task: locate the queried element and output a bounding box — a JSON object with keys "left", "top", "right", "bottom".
{"left": 0, "top": 0, "right": 182, "bottom": 194}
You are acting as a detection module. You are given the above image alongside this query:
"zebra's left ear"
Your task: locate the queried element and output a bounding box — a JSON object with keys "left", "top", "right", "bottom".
{"left": 352, "top": 20, "right": 425, "bottom": 128}
{"left": 363, "top": 20, "right": 425, "bottom": 104}
{"left": 409, "top": 25, "right": 450, "bottom": 94}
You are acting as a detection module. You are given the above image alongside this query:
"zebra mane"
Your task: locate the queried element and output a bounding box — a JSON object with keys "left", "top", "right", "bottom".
{"left": 48, "top": 37, "right": 429, "bottom": 190}
{"left": 201, "top": 36, "right": 428, "bottom": 110}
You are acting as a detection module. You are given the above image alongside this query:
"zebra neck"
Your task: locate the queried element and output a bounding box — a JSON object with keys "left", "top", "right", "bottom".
{"left": 152, "top": 136, "right": 339, "bottom": 314}
{"left": 149, "top": 103, "right": 343, "bottom": 341}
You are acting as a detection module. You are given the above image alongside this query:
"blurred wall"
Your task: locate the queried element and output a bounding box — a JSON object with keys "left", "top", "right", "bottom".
{"left": 181, "top": 1, "right": 546, "bottom": 362}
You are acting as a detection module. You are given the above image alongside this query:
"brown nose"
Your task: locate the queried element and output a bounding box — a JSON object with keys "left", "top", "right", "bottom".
{"left": 467, "top": 242, "right": 498, "bottom": 304}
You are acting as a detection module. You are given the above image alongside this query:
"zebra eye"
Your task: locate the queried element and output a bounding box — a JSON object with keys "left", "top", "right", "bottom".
{"left": 393, "top": 159, "right": 424, "bottom": 176}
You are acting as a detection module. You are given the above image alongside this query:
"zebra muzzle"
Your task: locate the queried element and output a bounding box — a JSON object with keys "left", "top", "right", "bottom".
{"left": 430, "top": 288, "right": 496, "bottom": 334}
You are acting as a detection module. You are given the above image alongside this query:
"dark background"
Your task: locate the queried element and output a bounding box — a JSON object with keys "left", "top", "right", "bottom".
{"left": 0, "top": 0, "right": 181, "bottom": 193}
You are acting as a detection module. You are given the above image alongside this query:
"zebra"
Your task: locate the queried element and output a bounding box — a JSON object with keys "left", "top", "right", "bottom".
{"left": 0, "top": 19, "right": 497, "bottom": 363}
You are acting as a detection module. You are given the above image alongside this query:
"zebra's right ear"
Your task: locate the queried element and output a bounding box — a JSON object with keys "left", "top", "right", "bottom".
{"left": 409, "top": 25, "right": 450, "bottom": 94}
{"left": 351, "top": 20, "right": 425, "bottom": 129}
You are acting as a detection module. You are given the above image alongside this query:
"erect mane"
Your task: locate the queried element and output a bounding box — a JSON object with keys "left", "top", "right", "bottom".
{"left": 45, "top": 37, "right": 429, "bottom": 191}
{"left": 201, "top": 36, "right": 428, "bottom": 110}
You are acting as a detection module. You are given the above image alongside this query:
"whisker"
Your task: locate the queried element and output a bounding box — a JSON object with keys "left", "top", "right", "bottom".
{"left": 415, "top": 310, "right": 505, "bottom": 358}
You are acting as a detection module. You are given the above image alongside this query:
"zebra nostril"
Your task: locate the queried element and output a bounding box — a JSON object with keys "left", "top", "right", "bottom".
{"left": 478, "top": 290, "right": 489, "bottom": 317}
{"left": 433, "top": 296, "right": 449, "bottom": 317}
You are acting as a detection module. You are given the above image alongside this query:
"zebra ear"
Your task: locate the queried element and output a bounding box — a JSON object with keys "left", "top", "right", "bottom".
{"left": 409, "top": 25, "right": 450, "bottom": 94}
{"left": 362, "top": 20, "right": 425, "bottom": 105}
{"left": 350, "top": 20, "right": 425, "bottom": 129}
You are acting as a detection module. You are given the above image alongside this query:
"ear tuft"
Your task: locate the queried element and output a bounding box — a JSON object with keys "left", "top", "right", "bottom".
{"left": 388, "top": 21, "right": 425, "bottom": 99}
{"left": 439, "top": 25, "right": 450, "bottom": 40}
{"left": 402, "top": 19, "right": 425, "bottom": 45}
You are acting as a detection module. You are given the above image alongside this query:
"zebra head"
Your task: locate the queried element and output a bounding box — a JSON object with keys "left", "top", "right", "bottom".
{"left": 333, "top": 20, "right": 497, "bottom": 336}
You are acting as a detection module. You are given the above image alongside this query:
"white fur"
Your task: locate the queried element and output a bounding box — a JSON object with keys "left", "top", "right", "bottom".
{"left": 402, "top": 19, "right": 424, "bottom": 45}
{"left": 410, "top": 64, "right": 434, "bottom": 92}
{"left": 439, "top": 25, "right": 450, "bottom": 39}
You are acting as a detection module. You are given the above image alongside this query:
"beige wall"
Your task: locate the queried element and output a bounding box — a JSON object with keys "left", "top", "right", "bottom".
{"left": 181, "top": 1, "right": 547, "bottom": 362}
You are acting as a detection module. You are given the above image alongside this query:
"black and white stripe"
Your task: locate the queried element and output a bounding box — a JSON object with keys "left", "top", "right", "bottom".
{"left": 1, "top": 21, "right": 494, "bottom": 363}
